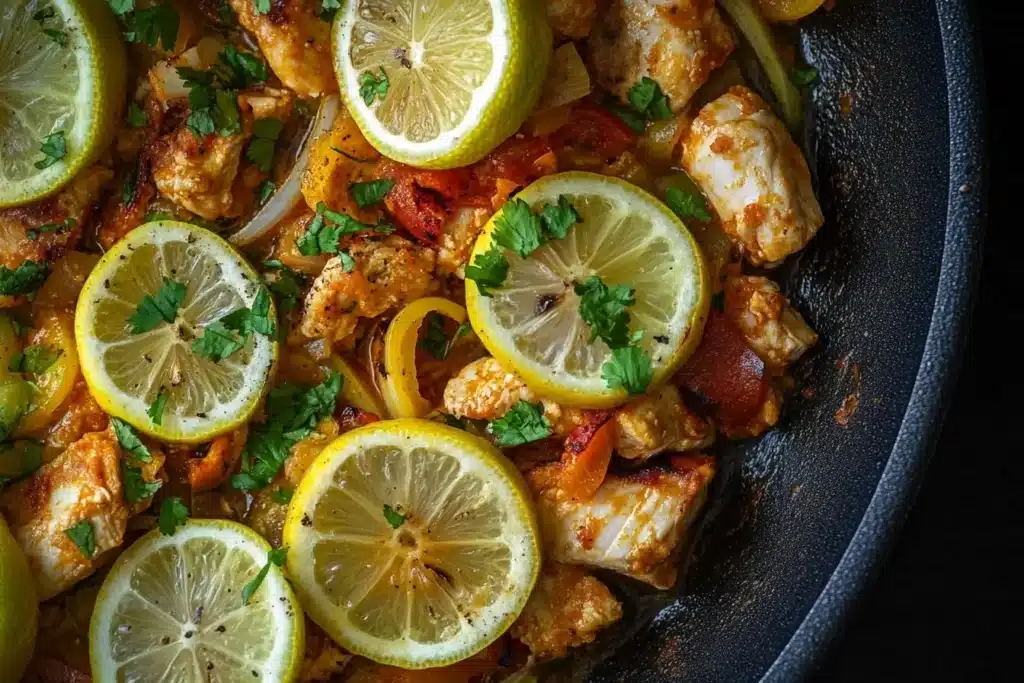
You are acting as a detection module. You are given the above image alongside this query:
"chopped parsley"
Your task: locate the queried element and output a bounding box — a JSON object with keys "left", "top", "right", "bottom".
{"left": 493, "top": 199, "right": 544, "bottom": 258}
{"left": 7, "top": 344, "right": 61, "bottom": 375}
{"left": 42, "top": 28, "right": 68, "bottom": 47}
{"left": 242, "top": 547, "right": 287, "bottom": 605}
{"left": 121, "top": 171, "right": 137, "bottom": 206}
{"left": 350, "top": 179, "right": 394, "bottom": 208}
{"left": 602, "top": 345, "right": 653, "bottom": 395}
{"left": 296, "top": 202, "right": 382, "bottom": 256}
{"left": 540, "top": 196, "right": 581, "bottom": 239}
{"left": 271, "top": 487, "right": 293, "bottom": 504}
{"left": 106, "top": 0, "right": 133, "bottom": 17}
{"left": 319, "top": 0, "right": 341, "bottom": 21}
{"left": 418, "top": 312, "right": 451, "bottom": 360}
{"left": 121, "top": 462, "right": 162, "bottom": 503}
{"left": 0, "top": 262, "right": 49, "bottom": 296}
{"left": 28, "top": 217, "right": 75, "bottom": 241}
{"left": 464, "top": 245, "right": 509, "bottom": 297}
{"left": 792, "top": 66, "right": 819, "bottom": 87}
{"left": 193, "top": 288, "right": 275, "bottom": 362}
{"left": 158, "top": 497, "right": 189, "bottom": 536}
{"left": 192, "top": 321, "right": 247, "bottom": 362}
{"left": 253, "top": 0, "right": 271, "bottom": 16}
{"left": 148, "top": 388, "right": 169, "bottom": 425}
{"left": 359, "top": 68, "right": 389, "bottom": 106}
{"left": 34, "top": 131, "right": 66, "bottom": 169}
{"left": 382, "top": 504, "right": 407, "bottom": 529}
{"left": 218, "top": 0, "right": 236, "bottom": 25}
{"left": 574, "top": 276, "right": 635, "bottom": 349}
{"left": 126, "top": 102, "right": 148, "bottom": 128}
{"left": 487, "top": 401, "right": 552, "bottom": 447}
{"left": 246, "top": 118, "right": 283, "bottom": 173}
{"left": 177, "top": 45, "right": 268, "bottom": 141}
{"left": 215, "top": 44, "right": 270, "bottom": 87}
{"left": 628, "top": 77, "right": 672, "bottom": 121}
{"left": 263, "top": 261, "right": 307, "bottom": 313}
{"left": 257, "top": 179, "right": 275, "bottom": 204}
{"left": 664, "top": 186, "right": 712, "bottom": 223}
{"left": 605, "top": 100, "right": 646, "bottom": 134}
{"left": 65, "top": 520, "right": 96, "bottom": 558}
{"left": 122, "top": 3, "right": 179, "bottom": 50}
{"left": 127, "top": 278, "right": 186, "bottom": 333}
{"left": 112, "top": 417, "right": 152, "bottom": 462}
{"left": 231, "top": 371, "right": 343, "bottom": 491}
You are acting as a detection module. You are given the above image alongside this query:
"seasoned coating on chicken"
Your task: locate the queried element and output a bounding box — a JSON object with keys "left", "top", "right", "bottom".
{"left": 528, "top": 460, "right": 715, "bottom": 588}
{"left": 151, "top": 89, "right": 294, "bottom": 220}
{"left": 721, "top": 384, "right": 781, "bottom": 439}
{"left": 228, "top": 0, "right": 337, "bottom": 98}
{"left": 724, "top": 275, "right": 818, "bottom": 367}
{"left": 511, "top": 563, "right": 622, "bottom": 659}
{"left": 548, "top": 0, "right": 598, "bottom": 38}
{"left": 442, "top": 357, "right": 538, "bottom": 422}
{"left": 40, "top": 379, "right": 110, "bottom": 464}
{"left": 682, "top": 87, "right": 823, "bottom": 266}
{"left": 589, "top": 0, "right": 734, "bottom": 113}
{"left": 615, "top": 384, "right": 714, "bottom": 459}
{"left": 0, "top": 431, "right": 130, "bottom": 600}
{"left": 437, "top": 207, "right": 492, "bottom": 278}
{"left": 300, "top": 236, "right": 438, "bottom": 343}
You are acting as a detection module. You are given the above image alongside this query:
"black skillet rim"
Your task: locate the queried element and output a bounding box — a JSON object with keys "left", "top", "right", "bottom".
{"left": 761, "top": 0, "right": 987, "bottom": 679}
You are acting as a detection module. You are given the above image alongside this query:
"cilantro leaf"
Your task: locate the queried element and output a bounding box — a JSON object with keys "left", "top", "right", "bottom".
{"left": 465, "top": 245, "right": 509, "bottom": 297}
{"left": 231, "top": 372, "right": 343, "bottom": 491}
{"left": 42, "top": 28, "right": 68, "bottom": 47}
{"left": 418, "top": 312, "right": 450, "bottom": 360}
{"left": 359, "top": 68, "right": 389, "bottom": 106}
{"left": 257, "top": 179, "right": 275, "bottom": 204}
{"left": 382, "top": 504, "right": 406, "bottom": 529}
{"left": 350, "top": 179, "right": 394, "bottom": 208}
{"left": 605, "top": 100, "right": 645, "bottom": 134}
{"left": 540, "top": 195, "right": 581, "bottom": 240}
{"left": 792, "top": 66, "right": 819, "bottom": 87}
{"left": 272, "top": 488, "right": 293, "bottom": 504}
{"left": 185, "top": 108, "right": 216, "bottom": 138}
{"left": 493, "top": 198, "right": 544, "bottom": 258}
{"left": 242, "top": 547, "right": 287, "bottom": 605}
{"left": 34, "top": 131, "right": 66, "bottom": 169}
{"left": 213, "top": 89, "right": 242, "bottom": 136}
{"left": 8, "top": 344, "right": 61, "bottom": 375}
{"left": 0, "top": 262, "right": 49, "bottom": 296}
{"left": 192, "top": 321, "right": 246, "bottom": 362}
{"left": 122, "top": 172, "right": 136, "bottom": 206}
{"left": 628, "top": 77, "right": 672, "bottom": 121}
{"left": 664, "top": 186, "right": 712, "bottom": 223}
{"left": 222, "top": 287, "right": 275, "bottom": 337}
{"left": 487, "top": 401, "right": 552, "bottom": 447}
{"left": 319, "top": 0, "right": 341, "bottom": 21}
{"left": 216, "top": 45, "right": 269, "bottom": 88}
{"left": 148, "top": 389, "right": 169, "bottom": 425}
{"left": 159, "top": 497, "right": 189, "bottom": 535}
{"left": 106, "top": 0, "right": 133, "bottom": 16}
{"left": 246, "top": 118, "right": 283, "bottom": 172}
{"left": 126, "top": 102, "right": 148, "bottom": 128}
{"left": 264, "top": 262, "right": 307, "bottom": 313}
{"left": 26, "top": 217, "right": 74, "bottom": 241}
{"left": 121, "top": 462, "right": 162, "bottom": 503}
{"left": 601, "top": 345, "right": 653, "bottom": 395}
{"left": 112, "top": 417, "right": 152, "bottom": 462}
{"left": 296, "top": 204, "right": 377, "bottom": 256}
{"left": 337, "top": 250, "right": 355, "bottom": 272}
{"left": 128, "top": 278, "right": 186, "bottom": 333}
{"left": 253, "top": 0, "right": 271, "bottom": 16}
{"left": 124, "top": 3, "right": 179, "bottom": 50}
{"left": 65, "top": 520, "right": 96, "bottom": 558}
{"left": 218, "top": 0, "right": 236, "bottom": 25}
{"left": 575, "top": 276, "right": 636, "bottom": 349}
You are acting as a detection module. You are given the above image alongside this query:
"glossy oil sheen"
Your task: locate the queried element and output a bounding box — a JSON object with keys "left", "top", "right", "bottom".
{"left": 549, "top": 0, "right": 985, "bottom": 680}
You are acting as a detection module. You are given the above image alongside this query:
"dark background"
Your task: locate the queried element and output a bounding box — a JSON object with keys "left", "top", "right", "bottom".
{"left": 811, "top": 3, "right": 1021, "bottom": 681}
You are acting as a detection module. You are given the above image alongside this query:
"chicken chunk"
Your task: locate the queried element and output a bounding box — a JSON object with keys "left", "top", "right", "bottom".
{"left": 528, "top": 460, "right": 715, "bottom": 588}
{"left": 724, "top": 275, "right": 818, "bottom": 367}
{"left": 682, "top": 87, "right": 823, "bottom": 266}
{"left": 615, "top": 384, "right": 713, "bottom": 459}
{"left": 511, "top": 563, "right": 622, "bottom": 659}
{"left": 300, "top": 236, "right": 438, "bottom": 344}
{"left": 228, "top": 0, "right": 336, "bottom": 98}
{"left": 151, "top": 89, "right": 294, "bottom": 220}
{"left": 589, "top": 0, "right": 734, "bottom": 113}
{"left": 548, "top": 0, "right": 598, "bottom": 38}
{"left": 0, "top": 431, "right": 129, "bottom": 600}
{"left": 437, "top": 207, "right": 492, "bottom": 278}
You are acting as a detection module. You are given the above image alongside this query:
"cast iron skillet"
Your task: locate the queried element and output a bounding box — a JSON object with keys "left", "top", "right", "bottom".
{"left": 548, "top": 0, "right": 986, "bottom": 680}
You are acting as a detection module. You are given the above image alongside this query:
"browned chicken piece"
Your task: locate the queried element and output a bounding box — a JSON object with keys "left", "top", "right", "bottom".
{"left": 511, "top": 563, "right": 623, "bottom": 659}
{"left": 589, "top": 0, "right": 734, "bottom": 113}
{"left": 0, "top": 166, "right": 111, "bottom": 306}
{"left": 40, "top": 379, "right": 110, "bottom": 464}
{"left": 151, "top": 88, "right": 294, "bottom": 220}
{"left": 548, "top": 0, "right": 598, "bottom": 38}
{"left": 528, "top": 458, "right": 715, "bottom": 588}
{"left": 300, "top": 236, "right": 438, "bottom": 344}
{"left": 615, "top": 384, "right": 714, "bottom": 459}
{"left": 228, "top": 0, "right": 337, "bottom": 98}
{"left": 721, "top": 385, "right": 782, "bottom": 439}
{"left": 0, "top": 429, "right": 161, "bottom": 600}
{"left": 437, "top": 207, "right": 492, "bottom": 278}
{"left": 724, "top": 275, "right": 818, "bottom": 368}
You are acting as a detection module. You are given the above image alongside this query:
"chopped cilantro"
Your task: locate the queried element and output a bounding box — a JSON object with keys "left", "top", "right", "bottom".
{"left": 628, "top": 77, "right": 672, "bottom": 121}
{"left": 65, "top": 520, "right": 96, "bottom": 558}
{"left": 257, "top": 179, "right": 275, "bottom": 204}
{"left": 127, "top": 278, "right": 186, "bottom": 333}
{"left": 297, "top": 203, "right": 377, "bottom": 256}
{"left": 216, "top": 45, "right": 269, "bottom": 88}
{"left": 487, "top": 401, "right": 552, "bottom": 447}
{"left": 122, "top": 171, "right": 136, "bottom": 206}
{"left": 418, "top": 312, "right": 450, "bottom": 360}
{"left": 34, "top": 131, "right": 66, "bottom": 169}
{"left": 253, "top": 0, "right": 271, "bottom": 16}
{"left": 382, "top": 504, "right": 406, "bottom": 529}
{"left": 26, "top": 217, "right": 74, "bottom": 241}
{"left": 493, "top": 199, "right": 544, "bottom": 258}
{"left": 574, "top": 276, "right": 635, "bottom": 349}
{"left": 112, "top": 417, "right": 152, "bottom": 462}
{"left": 123, "top": 3, "right": 179, "bottom": 50}
{"left": 192, "top": 321, "right": 246, "bottom": 362}
{"left": 121, "top": 462, "right": 162, "bottom": 503}
{"left": 272, "top": 487, "right": 293, "bottom": 504}
{"left": 359, "top": 68, "right": 389, "bottom": 106}
{"left": 664, "top": 186, "right": 713, "bottom": 223}
{"left": 42, "top": 28, "right": 68, "bottom": 47}
{"left": 106, "top": 0, "right": 133, "bottom": 16}
{"left": 601, "top": 345, "right": 653, "bottom": 395}
{"left": 0, "top": 262, "right": 49, "bottom": 296}
{"left": 148, "top": 389, "right": 169, "bottom": 425}
{"left": 350, "top": 179, "right": 394, "bottom": 208}
{"left": 193, "top": 288, "right": 275, "bottom": 362}
{"left": 464, "top": 245, "right": 509, "bottom": 297}
{"left": 246, "top": 118, "right": 283, "bottom": 173}
{"left": 7, "top": 344, "right": 62, "bottom": 375}
{"left": 218, "top": 0, "right": 236, "bottom": 25}
{"left": 319, "top": 0, "right": 340, "bottom": 20}
{"left": 264, "top": 261, "right": 307, "bottom": 313}
{"left": 605, "top": 100, "right": 646, "bottom": 134}
{"left": 158, "top": 497, "right": 189, "bottom": 536}
{"left": 242, "top": 547, "right": 287, "bottom": 605}
{"left": 540, "top": 196, "right": 581, "bottom": 240}
{"left": 792, "top": 66, "right": 819, "bottom": 87}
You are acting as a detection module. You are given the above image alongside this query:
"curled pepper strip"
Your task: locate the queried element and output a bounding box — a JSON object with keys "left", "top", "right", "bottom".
{"left": 381, "top": 297, "right": 468, "bottom": 419}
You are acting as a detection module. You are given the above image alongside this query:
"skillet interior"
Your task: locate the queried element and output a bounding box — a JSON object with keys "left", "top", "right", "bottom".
{"left": 541, "top": 0, "right": 984, "bottom": 680}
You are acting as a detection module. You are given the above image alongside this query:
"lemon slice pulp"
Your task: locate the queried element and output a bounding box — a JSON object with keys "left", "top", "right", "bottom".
{"left": 284, "top": 419, "right": 541, "bottom": 669}
{"left": 89, "top": 520, "right": 304, "bottom": 683}
{"left": 333, "top": 0, "right": 551, "bottom": 169}
{"left": 0, "top": 0, "right": 126, "bottom": 207}
{"left": 466, "top": 171, "right": 710, "bottom": 407}
{"left": 75, "top": 221, "right": 277, "bottom": 443}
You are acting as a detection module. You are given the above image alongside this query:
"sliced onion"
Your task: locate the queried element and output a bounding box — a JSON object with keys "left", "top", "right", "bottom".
{"left": 230, "top": 95, "right": 341, "bottom": 246}
{"left": 535, "top": 42, "right": 591, "bottom": 111}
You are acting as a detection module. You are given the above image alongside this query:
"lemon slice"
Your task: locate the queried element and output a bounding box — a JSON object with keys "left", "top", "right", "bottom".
{"left": 284, "top": 419, "right": 541, "bottom": 669}
{"left": 75, "top": 221, "right": 277, "bottom": 443}
{"left": 89, "top": 520, "right": 304, "bottom": 683}
{"left": 0, "top": 516, "right": 37, "bottom": 682}
{"left": 466, "top": 171, "right": 710, "bottom": 407}
{"left": 333, "top": 0, "right": 551, "bottom": 169}
{"left": 0, "top": 0, "right": 126, "bottom": 207}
